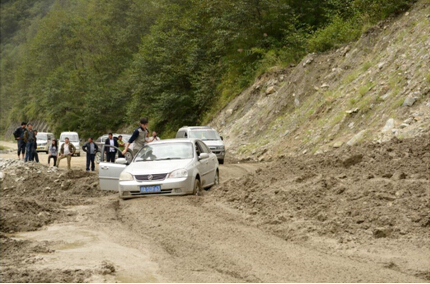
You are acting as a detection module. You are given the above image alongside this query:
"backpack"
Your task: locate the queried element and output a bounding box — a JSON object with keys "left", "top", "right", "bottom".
{"left": 13, "top": 127, "right": 21, "bottom": 139}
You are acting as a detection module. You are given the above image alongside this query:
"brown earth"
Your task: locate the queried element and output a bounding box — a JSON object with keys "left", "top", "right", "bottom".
{"left": 0, "top": 135, "right": 429, "bottom": 282}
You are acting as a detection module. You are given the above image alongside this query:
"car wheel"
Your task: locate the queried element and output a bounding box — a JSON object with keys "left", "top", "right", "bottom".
{"left": 193, "top": 178, "right": 202, "bottom": 196}
{"left": 214, "top": 170, "right": 219, "bottom": 186}
{"left": 218, "top": 159, "right": 224, "bottom": 165}
{"left": 95, "top": 152, "right": 101, "bottom": 164}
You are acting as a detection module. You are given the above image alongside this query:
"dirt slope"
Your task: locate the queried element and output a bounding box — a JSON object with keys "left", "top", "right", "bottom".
{"left": 210, "top": 0, "right": 430, "bottom": 162}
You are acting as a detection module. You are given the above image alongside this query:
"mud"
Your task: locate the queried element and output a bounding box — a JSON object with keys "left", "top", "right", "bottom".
{"left": 0, "top": 160, "right": 113, "bottom": 233}
{"left": 0, "top": 135, "right": 429, "bottom": 282}
{"left": 212, "top": 135, "right": 430, "bottom": 243}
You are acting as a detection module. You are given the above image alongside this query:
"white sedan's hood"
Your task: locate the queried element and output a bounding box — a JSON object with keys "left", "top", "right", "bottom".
{"left": 125, "top": 159, "right": 192, "bottom": 175}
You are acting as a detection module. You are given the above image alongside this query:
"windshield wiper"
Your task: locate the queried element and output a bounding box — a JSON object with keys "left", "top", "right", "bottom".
{"left": 155, "top": 157, "right": 182, "bottom": 161}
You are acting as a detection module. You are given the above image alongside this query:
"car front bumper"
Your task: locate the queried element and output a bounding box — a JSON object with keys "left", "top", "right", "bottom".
{"left": 211, "top": 150, "right": 225, "bottom": 160}
{"left": 119, "top": 176, "right": 194, "bottom": 198}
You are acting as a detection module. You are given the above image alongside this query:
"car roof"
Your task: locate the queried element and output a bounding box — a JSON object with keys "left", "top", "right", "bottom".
{"left": 178, "top": 126, "right": 214, "bottom": 131}
{"left": 60, "top": 132, "right": 79, "bottom": 135}
{"left": 151, "top": 138, "right": 198, "bottom": 144}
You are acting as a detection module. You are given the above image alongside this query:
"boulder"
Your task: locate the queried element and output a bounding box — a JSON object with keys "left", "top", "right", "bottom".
{"left": 265, "top": 86, "right": 276, "bottom": 95}
{"left": 333, "top": 141, "right": 343, "bottom": 148}
{"left": 402, "top": 96, "right": 417, "bottom": 107}
{"left": 381, "top": 118, "right": 395, "bottom": 133}
{"left": 346, "top": 130, "right": 366, "bottom": 146}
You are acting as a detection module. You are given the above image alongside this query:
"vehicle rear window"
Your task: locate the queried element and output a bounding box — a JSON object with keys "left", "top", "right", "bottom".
{"left": 37, "top": 134, "right": 48, "bottom": 140}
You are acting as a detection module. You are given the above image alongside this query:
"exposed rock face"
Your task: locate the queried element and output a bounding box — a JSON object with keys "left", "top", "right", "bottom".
{"left": 210, "top": 1, "right": 430, "bottom": 161}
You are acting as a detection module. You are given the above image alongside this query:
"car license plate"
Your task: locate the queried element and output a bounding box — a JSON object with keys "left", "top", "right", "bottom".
{"left": 140, "top": 185, "right": 161, "bottom": 193}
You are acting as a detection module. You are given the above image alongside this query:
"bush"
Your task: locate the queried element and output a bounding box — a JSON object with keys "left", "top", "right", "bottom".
{"left": 308, "top": 16, "right": 362, "bottom": 52}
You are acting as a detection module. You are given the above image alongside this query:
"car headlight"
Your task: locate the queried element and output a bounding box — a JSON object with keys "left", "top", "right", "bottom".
{"left": 168, "top": 169, "right": 188, "bottom": 179}
{"left": 119, "top": 172, "right": 134, "bottom": 181}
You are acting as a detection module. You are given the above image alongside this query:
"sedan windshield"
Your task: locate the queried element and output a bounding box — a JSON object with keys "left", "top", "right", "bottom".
{"left": 188, "top": 130, "right": 220, "bottom": 141}
{"left": 60, "top": 134, "right": 79, "bottom": 142}
{"left": 135, "top": 142, "right": 193, "bottom": 162}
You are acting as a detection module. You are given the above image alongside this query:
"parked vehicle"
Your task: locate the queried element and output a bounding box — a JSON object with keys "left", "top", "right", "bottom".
{"left": 176, "top": 126, "right": 225, "bottom": 164}
{"left": 59, "top": 132, "right": 81, "bottom": 156}
{"left": 36, "top": 132, "right": 55, "bottom": 154}
{"left": 98, "top": 139, "right": 219, "bottom": 198}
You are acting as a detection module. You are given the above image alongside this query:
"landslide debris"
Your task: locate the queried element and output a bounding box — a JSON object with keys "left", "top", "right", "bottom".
{"left": 211, "top": 135, "right": 430, "bottom": 243}
{"left": 0, "top": 159, "right": 113, "bottom": 233}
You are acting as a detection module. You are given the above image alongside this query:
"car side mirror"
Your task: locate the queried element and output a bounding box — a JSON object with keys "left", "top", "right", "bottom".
{"left": 220, "top": 136, "right": 224, "bottom": 141}
{"left": 199, "top": 153, "right": 209, "bottom": 160}
{"left": 115, "top": 158, "right": 127, "bottom": 165}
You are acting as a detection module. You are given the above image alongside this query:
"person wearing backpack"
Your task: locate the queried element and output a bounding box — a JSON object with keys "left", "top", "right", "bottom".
{"left": 13, "top": 122, "right": 27, "bottom": 160}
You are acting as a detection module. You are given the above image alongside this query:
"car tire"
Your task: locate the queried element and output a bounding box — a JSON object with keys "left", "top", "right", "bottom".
{"left": 214, "top": 170, "right": 219, "bottom": 186}
{"left": 218, "top": 159, "right": 224, "bottom": 165}
{"left": 95, "top": 152, "right": 101, "bottom": 164}
{"left": 193, "top": 178, "right": 202, "bottom": 196}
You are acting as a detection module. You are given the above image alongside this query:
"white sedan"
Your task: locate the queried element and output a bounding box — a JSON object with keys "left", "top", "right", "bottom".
{"left": 98, "top": 139, "right": 219, "bottom": 198}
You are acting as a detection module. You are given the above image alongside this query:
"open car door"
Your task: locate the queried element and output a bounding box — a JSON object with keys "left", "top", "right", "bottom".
{"left": 98, "top": 144, "right": 127, "bottom": 191}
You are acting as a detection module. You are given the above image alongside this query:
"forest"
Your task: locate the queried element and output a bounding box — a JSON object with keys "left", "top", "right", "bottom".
{"left": 0, "top": 0, "right": 415, "bottom": 138}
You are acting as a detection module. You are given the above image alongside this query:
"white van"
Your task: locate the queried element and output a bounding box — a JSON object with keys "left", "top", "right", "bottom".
{"left": 59, "top": 131, "right": 81, "bottom": 156}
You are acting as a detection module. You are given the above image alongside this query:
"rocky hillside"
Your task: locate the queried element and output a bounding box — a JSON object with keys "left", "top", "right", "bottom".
{"left": 210, "top": 0, "right": 430, "bottom": 162}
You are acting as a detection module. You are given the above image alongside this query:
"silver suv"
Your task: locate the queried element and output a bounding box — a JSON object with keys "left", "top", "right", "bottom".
{"left": 176, "top": 126, "right": 225, "bottom": 164}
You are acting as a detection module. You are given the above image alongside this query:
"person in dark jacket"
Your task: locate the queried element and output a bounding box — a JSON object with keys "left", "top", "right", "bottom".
{"left": 82, "top": 137, "right": 99, "bottom": 171}
{"left": 23, "top": 124, "right": 35, "bottom": 162}
{"left": 13, "top": 122, "right": 27, "bottom": 160}
{"left": 33, "top": 130, "right": 39, "bottom": 163}
{"left": 104, "top": 133, "right": 118, "bottom": 163}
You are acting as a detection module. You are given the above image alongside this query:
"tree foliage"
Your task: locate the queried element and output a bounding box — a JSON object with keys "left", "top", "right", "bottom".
{"left": 0, "top": 0, "right": 416, "bottom": 138}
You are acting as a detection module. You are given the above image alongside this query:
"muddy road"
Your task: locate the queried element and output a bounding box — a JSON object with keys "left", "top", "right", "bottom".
{"left": 1, "top": 136, "right": 429, "bottom": 282}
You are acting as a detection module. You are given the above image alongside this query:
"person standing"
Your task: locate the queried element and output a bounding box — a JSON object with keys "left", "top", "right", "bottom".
{"left": 151, "top": 131, "right": 161, "bottom": 141}
{"left": 23, "top": 124, "right": 35, "bottom": 162}
{"left": 57, "top": 137, "right": 76, "bottom": 170}
{"left": 122, "top": 117, "right": 152, "bottom": 157}
{"left": 13, "top": 122, "right": 27, "bottom": 160}
{"left": 104, "top": 133, "right": 118, "bottom": 163}
{"left": 117, "top": 135, "right": 126, "bottom": 158}
{"left": 48, "top": 139, "right": 58, "bottom": 167}
{"left": 82, "top": 137, "right": 99, "bottom": 171}
{"left": 33, "top": 130, "right": 39, "bottom": 163}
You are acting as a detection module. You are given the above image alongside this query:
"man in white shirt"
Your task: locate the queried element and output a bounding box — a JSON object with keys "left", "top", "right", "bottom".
{"left": 104, "top": 133, "right": 118, "bottom": 163}
{"left": 57, "top": 138, "right": 76, "bottom": 170}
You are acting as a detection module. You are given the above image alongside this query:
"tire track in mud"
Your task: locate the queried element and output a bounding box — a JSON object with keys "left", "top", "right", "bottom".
{"left": 93, "top": 188, "right": 425, "bottom": 283}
